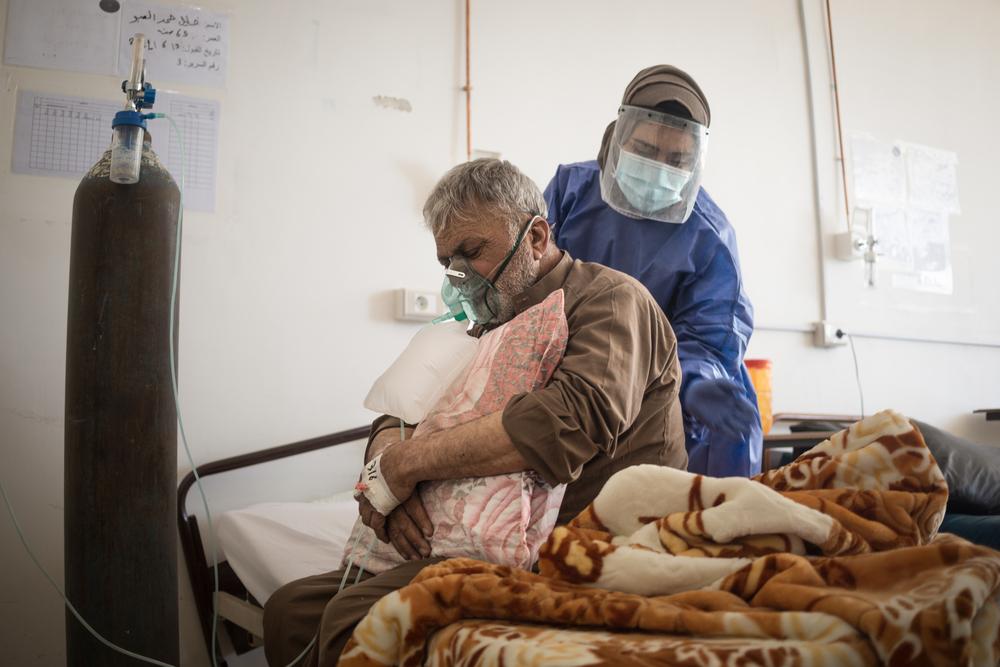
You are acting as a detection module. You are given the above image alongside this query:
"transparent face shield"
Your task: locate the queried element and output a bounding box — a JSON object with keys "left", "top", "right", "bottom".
{"left": 599, "top": 105, "right": 709, "bottom": 224}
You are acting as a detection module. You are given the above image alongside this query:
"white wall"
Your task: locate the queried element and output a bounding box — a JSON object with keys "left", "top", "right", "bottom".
{"left": 1, "top": 1, "right": 998, "bottom": 666}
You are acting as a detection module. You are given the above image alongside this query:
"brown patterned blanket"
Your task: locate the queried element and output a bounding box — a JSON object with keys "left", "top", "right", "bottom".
{"left": 339, "top": 410, "right": 1000, "bottom": 666}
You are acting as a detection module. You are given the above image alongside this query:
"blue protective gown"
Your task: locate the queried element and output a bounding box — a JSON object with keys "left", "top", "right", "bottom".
{"left": 545, "top": 160, "right": 762, "bottom": 477}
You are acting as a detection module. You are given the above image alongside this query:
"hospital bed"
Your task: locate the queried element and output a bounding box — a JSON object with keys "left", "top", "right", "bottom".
{"left": 177, "top": 425, "right": 370, "bottom": 665}
{"left": 177, "top": 413, "right": 852, "bottom": 663}
{"left": 179, "top": 418, "right": 1000, "bottom": 666}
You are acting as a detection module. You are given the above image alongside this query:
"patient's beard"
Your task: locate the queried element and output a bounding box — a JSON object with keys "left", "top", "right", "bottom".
{"left": 492, "top": 243, "right": 537, "bottom": 325}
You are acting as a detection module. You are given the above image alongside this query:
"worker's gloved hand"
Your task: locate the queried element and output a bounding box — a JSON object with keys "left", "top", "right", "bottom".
{"left": 684, "top": 377, "right": 758, "bottom": 442}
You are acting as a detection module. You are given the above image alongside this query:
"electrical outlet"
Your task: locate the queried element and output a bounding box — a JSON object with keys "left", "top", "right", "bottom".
{"left": 395, "top": 288, "right": 443, "bottom": 322}
{"left": 813, "top": 321, "right": 848, "bottom": 347}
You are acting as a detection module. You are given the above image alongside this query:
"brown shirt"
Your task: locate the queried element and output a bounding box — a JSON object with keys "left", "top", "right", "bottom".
{"left": 368, "top": 251, "right": 686, "bottom": 525}
{"left": 502, "top": 252, "right": 686, "bottom": 524}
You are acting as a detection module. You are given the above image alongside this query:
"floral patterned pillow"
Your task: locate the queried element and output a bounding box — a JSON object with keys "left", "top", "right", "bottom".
{"left": 343, "top": 290, "right": 568, "bottom": 573}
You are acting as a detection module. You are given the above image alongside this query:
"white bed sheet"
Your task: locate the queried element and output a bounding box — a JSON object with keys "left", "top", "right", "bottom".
{"left": 216, "top": 490, "right": 358, "bottom": 604}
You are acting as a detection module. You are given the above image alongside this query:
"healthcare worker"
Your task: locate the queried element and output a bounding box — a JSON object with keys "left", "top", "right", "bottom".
{"left": 544, "top": 65, "right": 762, "bottom": 477}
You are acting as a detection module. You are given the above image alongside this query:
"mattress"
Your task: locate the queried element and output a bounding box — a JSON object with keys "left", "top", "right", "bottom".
{"left": 215, "top": 490, "right": 357, "bottom": 604}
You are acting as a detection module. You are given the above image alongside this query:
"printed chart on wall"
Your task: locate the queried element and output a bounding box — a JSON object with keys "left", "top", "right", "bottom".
{"left": 160, "top": 94, "right": 220, "bottom": 212}
{"left": 10, "top": 93, "right": 121, "bottom": 177}
{"left": 11, "top": 90, "right": 220, "bottom": 212}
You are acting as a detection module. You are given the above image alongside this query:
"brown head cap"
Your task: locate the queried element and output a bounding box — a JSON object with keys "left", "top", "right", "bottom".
{"left": 598, "top": 65, "right": 710, "bottom": 169}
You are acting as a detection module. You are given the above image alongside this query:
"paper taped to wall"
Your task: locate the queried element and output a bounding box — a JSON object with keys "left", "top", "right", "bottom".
{"left": 2, "top": 0, "right": 120, "bottom": 76}
{"left": 850, "top": 134, "right": 905, "bottom": 206}
{"left": 11, "top": 92, "right": 121, "bottom": 178}
{"left": 902, "top": 142, "right": 961, "bottom": 214}
{"left": 160, "top": 94, "right": 220, "bottom": 212}
{"left": 11, "top": 90, "right": 220, "bottom": 213}
{"left": 3, "top": 0, "right": 229, "bottom": 88}
{"left": 120, "top": 2, "right": 229, "bottom": 88}
{"left": 852, "top": 133, "right": 960, "bottom": 295}
{"left": 871, "top": 207, "right": 912, "bottom": 269}
{"left": 851, "top": 134, "right": 961, "bottom": 213}
{"left": 905, "top": 208, "right": 953, "bottom": 294}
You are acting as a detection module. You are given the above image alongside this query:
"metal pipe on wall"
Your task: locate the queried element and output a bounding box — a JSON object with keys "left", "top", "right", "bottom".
{"left": 464, "top": 0, "right": 472, "bottom": 160}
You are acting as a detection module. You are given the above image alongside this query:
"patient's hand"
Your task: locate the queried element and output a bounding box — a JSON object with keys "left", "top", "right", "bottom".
{"left": 358, "top": 495, "right": 387, "bottom": 538}
{"left": 388, "top": 495, "right": 434, "bottom": 560}
{"left": 359, "top": 493, "right": 433, "bottom": 560}
{"left": 378, "top": 442, "right": 417, "bottom": 503}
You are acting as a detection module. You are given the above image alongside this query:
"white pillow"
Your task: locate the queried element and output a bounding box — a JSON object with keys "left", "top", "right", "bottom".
{"left": 363, "top": 319, "right": 479, "bottom": 424}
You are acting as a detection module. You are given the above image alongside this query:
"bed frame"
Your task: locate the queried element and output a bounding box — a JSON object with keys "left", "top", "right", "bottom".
{"left": 177, "top": 425, "right": 371, "bottom": 665}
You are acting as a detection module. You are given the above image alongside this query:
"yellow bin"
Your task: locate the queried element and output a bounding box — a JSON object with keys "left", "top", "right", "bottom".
{"left": 745, "top": 359, "right": 773, "bottom": 434}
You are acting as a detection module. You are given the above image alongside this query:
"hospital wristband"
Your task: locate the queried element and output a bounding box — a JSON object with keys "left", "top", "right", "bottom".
{"left": 353, "top": 453, "right": 402, "bottom": 515}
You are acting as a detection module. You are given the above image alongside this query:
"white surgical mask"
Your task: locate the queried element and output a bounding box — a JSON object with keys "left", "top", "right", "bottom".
{"left": 614, "top": 150, "right": 692, "bottom": 218}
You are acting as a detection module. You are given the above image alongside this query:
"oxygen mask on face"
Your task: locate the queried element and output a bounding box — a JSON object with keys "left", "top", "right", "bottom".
{"left": 432, "top": 216, "right": 538, "bottom": 326}
{"left": 435, "top": 260, "right": 498, "bottom": 325}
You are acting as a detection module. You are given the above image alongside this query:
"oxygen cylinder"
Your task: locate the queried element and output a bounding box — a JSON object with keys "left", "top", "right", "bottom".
{"left": 64, "top": 131, "right": 180, "bottom": 665}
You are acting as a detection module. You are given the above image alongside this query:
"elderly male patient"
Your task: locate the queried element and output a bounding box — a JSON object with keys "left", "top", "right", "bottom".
{"left": 263, "top": 158, "right": 687, "bottom": 666}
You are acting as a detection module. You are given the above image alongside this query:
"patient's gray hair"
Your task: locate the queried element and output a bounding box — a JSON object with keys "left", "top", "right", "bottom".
{"left": 423, "top": 158, "right": 548, "bottom": 236}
